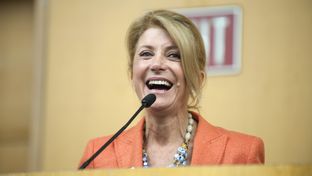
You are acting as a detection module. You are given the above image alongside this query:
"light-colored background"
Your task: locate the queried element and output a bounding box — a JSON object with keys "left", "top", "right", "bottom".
{"left": 0, "top": 0, "right": 311, "bottom": 173}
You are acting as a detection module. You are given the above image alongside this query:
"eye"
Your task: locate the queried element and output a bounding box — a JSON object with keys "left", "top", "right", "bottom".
{"left": 167, "top": 51, "right": 181, "bottom": 61}
{"left": 139, "top": 51, "right": 154, "bottom": 58}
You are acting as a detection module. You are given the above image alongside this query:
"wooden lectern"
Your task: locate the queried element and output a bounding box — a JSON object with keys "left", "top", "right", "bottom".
{"left": 2, "top": 165, "right": 312, "bottom": 176}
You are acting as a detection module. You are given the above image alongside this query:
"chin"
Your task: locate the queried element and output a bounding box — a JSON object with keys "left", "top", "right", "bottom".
{"left": 150, "top": 98, "right": 179, "bottom": 110}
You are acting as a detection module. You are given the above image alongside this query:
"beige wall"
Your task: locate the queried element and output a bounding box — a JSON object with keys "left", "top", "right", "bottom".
{"left": 38, "top": 0, "right": 312, "bottom": 172}
{"left": 0, "top": 0, "right": 33, "bottom": 173}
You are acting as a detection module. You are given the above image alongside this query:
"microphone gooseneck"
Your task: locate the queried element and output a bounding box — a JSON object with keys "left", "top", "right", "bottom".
{"left": 79, "top": 94, "right": 156, "bottom": 169}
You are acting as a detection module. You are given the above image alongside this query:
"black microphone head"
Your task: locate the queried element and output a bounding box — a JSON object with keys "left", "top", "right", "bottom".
{"left": 141, "top": 94, "right": 156, "bottom": 108}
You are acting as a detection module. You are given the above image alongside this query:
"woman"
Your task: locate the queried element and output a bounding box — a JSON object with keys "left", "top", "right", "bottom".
{"left": 79, "top": 9, "right": 264, "bottom": 168}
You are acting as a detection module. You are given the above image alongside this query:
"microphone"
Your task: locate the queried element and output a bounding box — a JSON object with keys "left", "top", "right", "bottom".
{"left": 79, "top": 93, "right": 156, "bottom": 169}
{"left": 141, "top": 93, "right": 156, "bottom": 107}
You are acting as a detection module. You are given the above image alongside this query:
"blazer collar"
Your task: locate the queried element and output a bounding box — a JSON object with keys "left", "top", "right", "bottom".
{"left": 191, "top": 111, "right": 228, "bottom": 165}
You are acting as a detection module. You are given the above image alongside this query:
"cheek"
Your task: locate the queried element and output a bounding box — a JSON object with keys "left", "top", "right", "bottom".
{"left": 131, "top": 64, "right": 141, "bottom": 80}
{"left": 173, "top": 65, "right": 186, "bottom": 84}
{"left": 131, "top": 72, "right": 141, "bottom": 97}
{"left": 131, "top": 59, "right": 139, "bottom": 76}
{"left": 132, "top": 59, "right": 148, "bottom": 77}
{"left": 131, "top": 61, "right": 146, "bottom": 86}
{"left": 176, "top": 68, "right": 188, "bottom": 97}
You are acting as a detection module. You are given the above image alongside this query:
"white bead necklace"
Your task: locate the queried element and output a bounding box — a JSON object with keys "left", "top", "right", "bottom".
{"left": 142, "top": 112, "right": 195, "bottom": 168}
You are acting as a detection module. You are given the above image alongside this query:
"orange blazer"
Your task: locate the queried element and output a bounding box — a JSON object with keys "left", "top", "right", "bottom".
{"left": 79, "top": 112, "right": 264, "bottom": 168}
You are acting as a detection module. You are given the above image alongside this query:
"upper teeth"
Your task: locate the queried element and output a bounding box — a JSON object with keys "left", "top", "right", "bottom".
{"left": 148, "top": 80, "right": 171, "bottom": 86}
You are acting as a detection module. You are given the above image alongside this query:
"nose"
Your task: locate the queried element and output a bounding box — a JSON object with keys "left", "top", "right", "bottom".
{"left": 150, "top": 54, "right": 166, "bottom": 72}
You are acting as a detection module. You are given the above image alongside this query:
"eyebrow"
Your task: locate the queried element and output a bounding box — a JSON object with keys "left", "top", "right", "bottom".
{"left": 137, "top": 45, "right": 154, "bottom": 50}
{"left": 165, "top": 46, "right": 179, "bottom": 51}
{"left": 137, "top": 45, "right": 179, "bottom": 51}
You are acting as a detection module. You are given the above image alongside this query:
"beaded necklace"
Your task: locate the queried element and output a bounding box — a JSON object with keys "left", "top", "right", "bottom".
{"left": 142, "top": 112, "right": 195, "bottom": 168}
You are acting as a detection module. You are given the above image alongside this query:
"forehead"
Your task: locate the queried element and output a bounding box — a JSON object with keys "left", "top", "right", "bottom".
{"left": 136, "top": 27, "right": 176, "bottom": 49}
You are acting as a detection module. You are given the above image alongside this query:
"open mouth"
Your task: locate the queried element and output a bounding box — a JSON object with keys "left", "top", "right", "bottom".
{"left": 146, "top": 79, "right": 173, "bottom": 91}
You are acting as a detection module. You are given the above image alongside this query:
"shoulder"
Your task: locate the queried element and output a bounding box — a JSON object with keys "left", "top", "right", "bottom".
{"left": 79, "top": 118, "right": 145, "bottom": 168}
{"left": 219, "top": 127, "right": 264, "bottom": 149}
{"left": 84, "top": 121, "right": 141, "bottom": 156}
{"left": 79, "top": 134, "right": 118, "bottom": 168}
{"left": 193, "top": 111, "right": 264, "bottom": 148}
{"left": 86, "top": 116, "right": 144, "bottom": 148}
{"left": 192, "top": 111, "right": 265, "bottom": 164}
{"left": 220, "top": 127, "right": 265, "bottom": 163}
{"left": 87, "top": 135, "right": 111, "bottom": 148}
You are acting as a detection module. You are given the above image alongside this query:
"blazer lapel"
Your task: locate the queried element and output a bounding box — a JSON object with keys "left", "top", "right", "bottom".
{"left": 191, "top": 112, "right": 228, "bottom": 165}
{"left": 114, "top": 118, "right": 145, "bottom": 168}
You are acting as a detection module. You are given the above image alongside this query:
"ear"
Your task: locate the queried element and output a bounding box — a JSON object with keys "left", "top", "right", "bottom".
{"left": 199, "top": 70, "right": 206, "bottom": 86}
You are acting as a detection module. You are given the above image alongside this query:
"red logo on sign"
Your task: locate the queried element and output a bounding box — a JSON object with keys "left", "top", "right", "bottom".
{"left": 177, "top": 6, "right": 242, "bottom": 76}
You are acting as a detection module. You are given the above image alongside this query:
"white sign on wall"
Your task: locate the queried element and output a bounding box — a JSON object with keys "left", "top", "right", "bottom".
{"left": 176, "top": 6, "right": 242, "bottom": 76}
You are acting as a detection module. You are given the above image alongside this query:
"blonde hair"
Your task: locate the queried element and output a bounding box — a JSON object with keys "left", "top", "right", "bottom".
{"left": 126, "top": 9, "right": 206, "bottom": 108}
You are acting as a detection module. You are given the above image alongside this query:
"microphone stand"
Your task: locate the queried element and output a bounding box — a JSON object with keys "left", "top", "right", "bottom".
{"left": 79, "top": 106, "right": 144, "bottom": 169}
{"left": 79, "top": 94, "right": 155, "bottom": 169}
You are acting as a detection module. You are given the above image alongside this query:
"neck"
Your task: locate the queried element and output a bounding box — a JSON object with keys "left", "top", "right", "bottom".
{"left": 142, "top": 110, "right": 197, "bottom": 167}
{"left": 144, "top": 109, "right": 189, "bottom": 146}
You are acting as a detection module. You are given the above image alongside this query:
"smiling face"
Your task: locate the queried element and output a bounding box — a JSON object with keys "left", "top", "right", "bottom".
{"left": 132, "top": 27, "right": 188, "bottom": 111}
